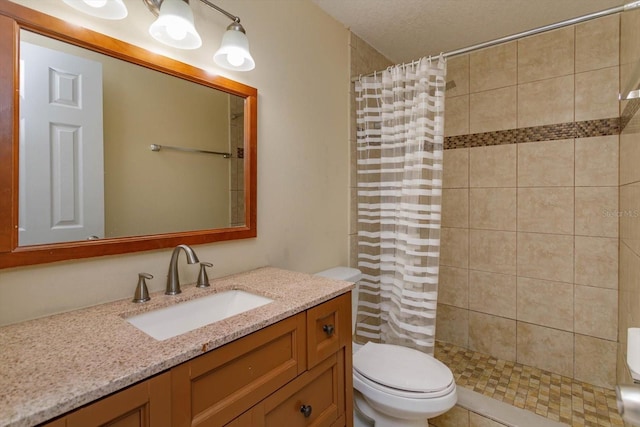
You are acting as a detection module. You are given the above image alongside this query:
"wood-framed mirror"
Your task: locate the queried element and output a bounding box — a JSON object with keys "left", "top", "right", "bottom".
{"left": 0, "top": 0, "right": 257, "bottom": 268}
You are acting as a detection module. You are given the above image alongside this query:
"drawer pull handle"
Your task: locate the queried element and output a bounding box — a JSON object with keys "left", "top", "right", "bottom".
{"left": 322, "top": 324, "right": 335, "bottom": 336}
{"left": 300, "top": 404, "right": 313, "bottom": 418}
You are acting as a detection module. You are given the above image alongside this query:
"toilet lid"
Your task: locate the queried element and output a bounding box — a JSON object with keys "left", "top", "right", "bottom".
{"left": 353, "top": 342, "right": 454, "bottom": 393}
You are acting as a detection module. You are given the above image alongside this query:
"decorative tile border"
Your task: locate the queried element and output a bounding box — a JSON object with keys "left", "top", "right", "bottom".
{"left": 444, "top": 118, "right": 621, "bottom": 150}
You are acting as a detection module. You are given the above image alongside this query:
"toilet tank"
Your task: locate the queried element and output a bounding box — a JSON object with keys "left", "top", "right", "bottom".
{"left": 315, "top": 267, "right": 361, "bottom": 334}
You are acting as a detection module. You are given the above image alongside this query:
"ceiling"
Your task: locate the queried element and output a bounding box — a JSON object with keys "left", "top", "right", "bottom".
{"left": 311, "top": 0, "right": 627, "bottom": 64}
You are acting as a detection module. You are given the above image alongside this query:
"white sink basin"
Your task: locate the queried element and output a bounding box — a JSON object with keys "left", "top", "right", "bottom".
{"left": 126, "top": 290, "right": 274, "bottom": 341}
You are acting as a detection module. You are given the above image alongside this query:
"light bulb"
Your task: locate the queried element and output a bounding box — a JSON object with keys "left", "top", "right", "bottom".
{"left": 227, "top": 51, "right": 244, "bottom": 67}
{"left": 85, "top": 0, "right": 107, "bottom": 8}
{"left": 166, "top": 22, "right": 187, "bottom": 40}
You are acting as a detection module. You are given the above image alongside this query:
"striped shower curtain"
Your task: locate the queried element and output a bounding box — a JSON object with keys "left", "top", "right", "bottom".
{"left": 354, "top": 57, "right": 446, "bottom": 355}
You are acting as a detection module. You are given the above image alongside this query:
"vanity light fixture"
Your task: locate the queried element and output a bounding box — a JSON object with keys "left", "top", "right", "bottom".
{"left": 144, "top": 0, "right": 255, "bottom": 71}
{"left": 62, "top": 0, "right": 128, "bottom": 20}
{"left": 62, "top": 0, "right": 255, "bottom": 71}
{"left": 147, "top": 0, "right": 202, "bottom": 50}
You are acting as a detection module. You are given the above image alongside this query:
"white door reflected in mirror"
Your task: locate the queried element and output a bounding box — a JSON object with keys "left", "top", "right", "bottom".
{"left": 19, "top": 41, "right": 105, "bottom": 246}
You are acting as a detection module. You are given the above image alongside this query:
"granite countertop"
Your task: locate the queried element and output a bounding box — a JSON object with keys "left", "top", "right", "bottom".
{"left": 0, "top": 267, "right": 353, "bottom": 427}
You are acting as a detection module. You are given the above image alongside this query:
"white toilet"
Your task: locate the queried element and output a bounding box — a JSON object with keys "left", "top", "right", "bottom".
{"left": 316, "top": 267, "right": 457, "bottom": 427}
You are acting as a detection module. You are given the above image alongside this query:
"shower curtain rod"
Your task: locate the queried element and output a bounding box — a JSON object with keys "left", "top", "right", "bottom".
{"left": 350, "top": 0, "right": 640, "bottom": 82}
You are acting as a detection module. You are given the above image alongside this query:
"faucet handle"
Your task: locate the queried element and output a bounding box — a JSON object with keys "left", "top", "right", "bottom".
{"left": 133, "top": 273, "right": 153, "bottom": 303}
{"left": 196, "top": 262, "right": 213, "bottom": 288}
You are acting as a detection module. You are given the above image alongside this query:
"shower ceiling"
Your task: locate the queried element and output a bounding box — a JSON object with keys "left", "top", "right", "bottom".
{"left": 311, "top": 0, "right": 626, "bottom": 64}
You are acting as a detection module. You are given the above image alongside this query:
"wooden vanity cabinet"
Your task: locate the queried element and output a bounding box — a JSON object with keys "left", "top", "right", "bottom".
{"left": 39, "top": 293, "right": 352, "bottom": 427}
{"left": 170, "top": 312, "right": 308, "bottom": 427}
{"left": 172, "top": 292, "right": 352, "bottom": 427}
{"left": 40, "top": 372, "right": 171, "bottom": 427}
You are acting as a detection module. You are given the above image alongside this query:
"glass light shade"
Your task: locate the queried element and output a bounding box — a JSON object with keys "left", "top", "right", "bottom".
{"left": 213, "top": 28, "right": 255, "bottom": 71}
{"left": 62, "top": 0, "right": 128, "bottom": 20}
{"left": 148, "top": 0, "right": 202, "bottom": 50}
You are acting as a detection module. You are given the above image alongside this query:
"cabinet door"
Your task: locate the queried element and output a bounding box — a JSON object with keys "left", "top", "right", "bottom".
{"left": 307, "top": 293, "right": 351, "bottom": 368}
{"left": 65, "top": 372, "right": 171, "bottom": 427}
{"left": 172, "top": 313, "right": 306, "bottom": 427}
{"left": 259, "top": 350, "right": 345, "bottom": 427}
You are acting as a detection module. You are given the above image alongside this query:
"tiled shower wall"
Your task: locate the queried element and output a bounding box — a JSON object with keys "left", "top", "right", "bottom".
{"left": 229, "top": 95, "right": 245, "bottom": 227}
{"left": 617, "top": 6, "right": 640, "bottom": 403}
{"left": 437, "top": 15, "right": 621, "bottom": 389}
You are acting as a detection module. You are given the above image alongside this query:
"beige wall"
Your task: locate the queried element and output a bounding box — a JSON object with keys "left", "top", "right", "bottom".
{"left": 618, "top": 6, "right": 640, "bottom": 399}
{"left": 102, "top": 56, "right": 231, "bottom": 236}
{"left": 0, "top": 0, "right": 350, "bottom": 325}
{"left": 436, "top": 15, "right": 620, "bottom": 388}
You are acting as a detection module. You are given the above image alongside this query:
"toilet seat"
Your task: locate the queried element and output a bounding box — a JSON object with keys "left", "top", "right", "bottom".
{"left": 353, "top": 342, "right": 455, "bottom": 398}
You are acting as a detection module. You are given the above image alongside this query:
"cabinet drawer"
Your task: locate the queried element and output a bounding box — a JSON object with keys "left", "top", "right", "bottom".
{"left": 307, "top": 293, "right": 351, "bottom": 368}
{"left": 261, "top": 350, "right": 345, "bottom": 427}
{"left": 48, "top": 372, "right": 171, "bottom": 427}
{"left": 171, "top": 313, "right": 306, "bottom": 427}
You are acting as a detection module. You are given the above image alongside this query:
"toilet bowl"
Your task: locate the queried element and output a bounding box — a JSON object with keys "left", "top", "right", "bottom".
{"left": 315, "top": 267, "right": 457, "bottom": 427}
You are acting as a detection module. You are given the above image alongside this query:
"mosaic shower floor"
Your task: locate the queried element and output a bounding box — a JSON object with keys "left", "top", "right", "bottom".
{"left": 434, "top": 342, "right": 624, "bottom": 427}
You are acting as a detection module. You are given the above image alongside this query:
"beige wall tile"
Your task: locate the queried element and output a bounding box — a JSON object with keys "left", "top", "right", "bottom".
{"left": 469, "top": 145, "right": 517, "bottom": 188}
{"left": 517, "top": 232, "right": 574, "bottom": 283}
{"left": 619, "top": 243, "right": 640, "bottom": 341}
{"left": 517, "top": 322, "right": 574, "bottom": 377}
{"left": 517, "top": 75, "right": 574, "bottom": 128}
{"left": 575, "top": 285, "right": 618, "bottom": 341}
{"left": 436, "top": 303, "right": 469, "bottom": 347}
{"left": 430, "top": 405, "right": 470, "bottom": 427}
{"left": 620, "top": 131, "right": 640, "bottom": 186}
{"left": 575, "top": 236, "right": 618, "bottom": 289}
{"left": 440, "top": 227, "right": 469, "bottom": 268}
{"left": 350, "top": 187, "right": 357, "bottom": 234}
{"left": 517, "top": 277, "right": 573, "bottom": 331}
{"left": 469, "top": 188, "right": 516, "bottom": 231}
{"left": 574, "top": 334, "right": 617, "bottom": 389}
{"left": 620, "top": 193, "right": 640, "bottom": 249}
{"left": 350, "top": 90, "right": 357, "bottom": 142}
{"left": 443, "top": 148, "right": 469, "bottom": 189}
{"left": 469, "top": 413, "right": 509, "bottom": 427}
{"left": 469, "top": 230, "right": 517, "bottom": 275}
{"left": 469, "top": 270, "right": 516, "bottom": 319}
{"left": 469, "top": 311, "right": 516, "bottom": 361}
{"left": 350, "top": 33, "right": 393, "bottom": 76}
{"left": 470, "top": 86, "right": 517, "bottom": 134}
{"left": 575, "top": 67, "right": 620, "bottom": 122}
{"left": 617, "top": 341, "right": 633, "bottom": 388}
{"left": 620, "top": 183, "right": 640, "bottom": 256}
{"left": 517, "top": 187, "right": 574, "bottom": 235}
{"left": 446, "top": 55, "right": 470, "bottom": 98}
{"left": 575, "top": 186, "right": 619, "bottom": 238}
{"left": 575, "top": 136, "right": 619, "bottom": 187}
{"left": 575, "top": 14, "right": 620, "bottom": 73}
{"left": 442, "top": 189, "right": 469, "bottom": 228}
{"left": 350, "top": 137, "right": 357, "bottom": 186}
{"left": 517, "top": 139, "right": 574, "bottom": 187}
{"left": 518, "top": 26, "right": 574, "bottom": 83}
{"left": 621, "top": 7, "right": 640, "bottom": 67}
{"left": 349, "top": 234, "right": 358, "bottom": 268}
{"left": 439, "top": 265, "right": 469, "bottom": 308}
{"left": 445, "top": 95, "right": 469, "bottom": 137}
{"left": 470, "top": 42, "right": 517, "bottom": 92}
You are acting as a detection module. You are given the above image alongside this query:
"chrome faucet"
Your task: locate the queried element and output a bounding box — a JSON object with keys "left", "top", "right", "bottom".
{"left": 166, "top": 244, "right": 200, "bottom": 295}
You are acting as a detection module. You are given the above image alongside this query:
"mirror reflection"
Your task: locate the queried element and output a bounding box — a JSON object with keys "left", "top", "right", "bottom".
{"left": 18, "top": 30, "right": 246, "bottom": 247}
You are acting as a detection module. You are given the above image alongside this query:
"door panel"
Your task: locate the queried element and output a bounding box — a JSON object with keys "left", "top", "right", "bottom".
{"left": 19, "top": 40, "right": 104, "bottom": 245}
